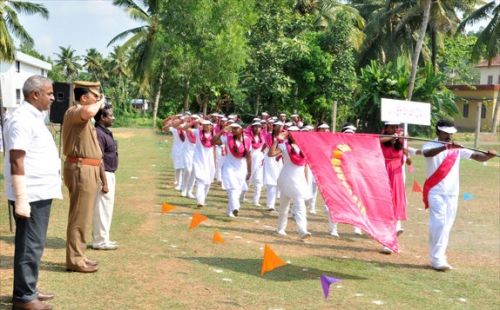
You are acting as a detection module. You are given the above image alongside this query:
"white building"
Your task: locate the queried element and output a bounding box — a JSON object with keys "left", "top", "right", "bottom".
{"left": 476, "top": 55, "right": 500, "bottom": 85}
{"left": 0, "top": 51, "right": 52, "bottom": 108}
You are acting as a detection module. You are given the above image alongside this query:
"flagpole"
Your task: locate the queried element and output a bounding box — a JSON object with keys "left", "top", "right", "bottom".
{"left": 377, "top": 134, "right": 500, "bottom": 157}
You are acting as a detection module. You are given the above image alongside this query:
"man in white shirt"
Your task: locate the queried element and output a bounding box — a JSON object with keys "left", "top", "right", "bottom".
{"left": 422, "top": 119, "right": 496, "bottom": 271}
{"left": 4, "top": 76, "right": 62, "bottom": 310}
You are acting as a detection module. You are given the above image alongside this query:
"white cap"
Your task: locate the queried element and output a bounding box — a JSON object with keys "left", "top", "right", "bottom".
{"left": 279, "top": 113, "right": 286, "bottom": 116}
{"left": 261, "top": 112, "right": 269, "bottom": 116}
{"left": 228, "top": 114, "right": 237, "bottom": 119}
{"left": 184, "top": 111, "right": 192, "bottom": 115}
{"left": 221, "top": 117, "right": 228, "bottom": 121}
{"left": 191, "top": 114, "right": 201, "bottom": 119}
{"left": 291, "top": 114, "right": 298, "bottom": 117}
{"left": 252, "top": 117, "right": 261, "bottom": 122}
{"left": 229, "top": 123, "right": 242, "bottom": 128}
{"left": 273, "top": 121, "right": 284, "bottom": 126}
{"left": 285, "top": 122, "right": 293, "bottom": 127}
{"left": 226, "top": 119, "right": 234, "bottom": 124}
{"left": 342, "top": 125, "right": 356, "bottom": 133}
{"left": 260, "top": 120, "right": 267, "bottom": 124}
{"left": 252, "top": 121, "right": 262, "bottom": 126}
{"left": 300, "top": 125, "right": 313, "bottom": 131}
{"left": 437, "top": 126, "right": 457, "bottom": 134}
{"left": 201, "top": 120, "right": 212, "bottom": 125}
{"left": 287, "top": 126, "right": 300, "bottom": 131}
{"left": 318, "top": 123, "right": 330, "bottom": 129}
{"left": 384, "top": 121, "right": 400, "bottom": 126}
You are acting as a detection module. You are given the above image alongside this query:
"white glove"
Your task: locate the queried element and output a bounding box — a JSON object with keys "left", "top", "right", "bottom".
{"left": 12, "top": 175, "right": 30, "bottom": 218}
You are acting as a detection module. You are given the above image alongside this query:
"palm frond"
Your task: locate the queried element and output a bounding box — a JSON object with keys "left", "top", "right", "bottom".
{"left": 107, "top": 26, "right": 147, "bottom": 47}
{"left": 4, "top": 6, "right": 34, "bottom": 44}
{"left": 7, "top": 1, "right": 49, "bottom": 19}
{"left": 457, "top": 1, "right": 496, "bottom": 33}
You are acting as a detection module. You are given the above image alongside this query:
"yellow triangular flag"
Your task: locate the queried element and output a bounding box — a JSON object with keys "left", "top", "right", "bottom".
{"left": 212, "top": 231, "right": 224, "bottom": 244}
{"left": 260, "top": 244, "right": 287, "bottom": 276}
{"left": 189, "top": 212, "right": 208, "bottom": 230}
{"left": 161, "top": 202, "right": 176, "bottom": 214}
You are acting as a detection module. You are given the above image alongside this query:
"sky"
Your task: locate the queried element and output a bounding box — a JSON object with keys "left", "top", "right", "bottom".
{"left": 17, "top": 0, "right": 490, "bottom": 61}
{"left": 17, "top": 0, "right": 142, "bottom": 59}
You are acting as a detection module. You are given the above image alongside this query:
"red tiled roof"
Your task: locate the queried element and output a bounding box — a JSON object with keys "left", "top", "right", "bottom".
{"left": 476, "top": 55, "right": 500, "bottom": 67}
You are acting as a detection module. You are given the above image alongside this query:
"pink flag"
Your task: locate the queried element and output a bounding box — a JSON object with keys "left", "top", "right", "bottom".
{"left": 291, "top": 132, "right": 398, "bottom": 252}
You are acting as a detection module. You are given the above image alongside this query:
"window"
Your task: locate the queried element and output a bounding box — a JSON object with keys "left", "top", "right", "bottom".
{"left": 16, "top": 89, "right": 21, "bottom": 104}
{"left": 481, "top": 104, "right": 487, "bottom": 119}
{"left": 462, "top": 103, "right": 469, "bottom": 118}
{"left": 487, "top": 75, "right": 493, "bottom": 84}
{"left": 15, "top": 61, "right": 20, "bottom": 73}
{"left": 41, "top": 69, "right": 46, "bottom": 76}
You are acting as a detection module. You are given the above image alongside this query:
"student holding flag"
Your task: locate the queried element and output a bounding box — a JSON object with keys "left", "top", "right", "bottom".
{"left": 422, "top": 119, "right": 496, "bottom": 271}
{"left": 268, "top": 126, "right": 311, "bottom": 239}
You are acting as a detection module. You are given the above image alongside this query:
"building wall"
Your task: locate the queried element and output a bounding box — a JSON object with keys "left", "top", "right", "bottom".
{"left": 452, "top": 88, "right": 499, "bottom": 131}
{"left": 479, "top": 66, "right": 500, "bottom": 85}
{"left": 0, "top": 52, "right": 52, "bottom": 108}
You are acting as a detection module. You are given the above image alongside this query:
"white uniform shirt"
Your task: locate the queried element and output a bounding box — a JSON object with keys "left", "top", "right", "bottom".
{"left": 422, "top": 140, "right": 473, "bottom": 196}
{"left": 4, "top": 101, "right": 63, "bottom": 202}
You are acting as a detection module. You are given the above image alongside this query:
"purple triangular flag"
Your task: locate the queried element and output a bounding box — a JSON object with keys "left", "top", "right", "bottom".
{"left": 320, "top": 275, "right": 341, "bottom": 299}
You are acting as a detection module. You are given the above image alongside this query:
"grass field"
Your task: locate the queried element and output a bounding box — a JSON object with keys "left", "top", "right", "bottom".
{"left": 0, "top": 128, "right": 499, "bottom": 309}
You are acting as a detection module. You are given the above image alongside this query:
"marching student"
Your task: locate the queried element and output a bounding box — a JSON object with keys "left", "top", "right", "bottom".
{"left": 191, "top": 119, "right": 216, "bottom": 208}
{"left": 246, "top": 121, "right": 266, "bottom": 206}
{"left": 212, "top": 123, "right": 251, "bottom": 217}
{"left": 268, "top": 126, "right": 311, "bottom": 239}
{"left": 262, "top": 121, "right": 284, "bottom": 211}
{"left": 180, "top": 115, "right": 200, "bottom": 198}
{"left": 163, "top": 115, "right": 186, "bottom": 191}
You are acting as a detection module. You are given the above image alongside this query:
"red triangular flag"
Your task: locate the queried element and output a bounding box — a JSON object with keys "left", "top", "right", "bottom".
{"left": 412, "top": 179, "right": 422, "bottom": 193}
{"left": 212, "top": 231, "right": 224, "bottom": 244}
{"left": 161, "top": 202, "right": 176, "bottom": 214}
{"left": 189, "top": 212, "right": 208, "bottom": 230}
{"left": 260, "top": 244, "right": 287, "bottom": 276}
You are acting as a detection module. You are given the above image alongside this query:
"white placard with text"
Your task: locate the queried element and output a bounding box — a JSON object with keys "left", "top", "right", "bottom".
{"left": 381, "top": 98, "right": 431, "bottom": 126}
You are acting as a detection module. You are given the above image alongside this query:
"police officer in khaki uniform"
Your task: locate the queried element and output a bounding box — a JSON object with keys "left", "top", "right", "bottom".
{"left": 62, "top": 81, "right": 106, "bottom": 273}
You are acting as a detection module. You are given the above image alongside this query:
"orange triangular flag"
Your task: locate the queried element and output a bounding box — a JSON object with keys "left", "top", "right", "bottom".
{"left": 212, "top": 231, "right": 224, "bottom": 244}
{"left": 412, "top": 179, "right": 423, "bottom": 193}
{"left": 161, "top": 202, "right": 176, "bottom": 214}
{"left": 260, "top": 244, "right": 287, "bottom": 276}
{"left": 189, "top": 212, "right": 208, "bottom": 230}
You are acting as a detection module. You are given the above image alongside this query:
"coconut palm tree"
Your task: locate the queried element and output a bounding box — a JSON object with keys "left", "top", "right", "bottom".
{"left": 457, "top": 1, "right": 499, "bottom": 64}
{"left": 54, "top": 46, "right": 81, "bottom": 82}
{"left": 83, "top": 48, "right": 107, "bottom": 81}
{"left": 0, "top": 0, "right": 48, "bottom": 61}
{"left": 108, "top": 0, "right": 165, "bottom": 127}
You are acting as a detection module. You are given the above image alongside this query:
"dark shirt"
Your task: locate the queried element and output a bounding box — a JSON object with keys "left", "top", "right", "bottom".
{"left": 95, "top": 122, "right": 118, "bottom": 172}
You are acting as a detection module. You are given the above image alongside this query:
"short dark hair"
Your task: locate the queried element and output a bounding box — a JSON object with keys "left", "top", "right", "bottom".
{"left": 94, "top": 104, "right": 112, "bottom": 122}
{"left": 435, "top": 119, "right": 455, "bottom": 133}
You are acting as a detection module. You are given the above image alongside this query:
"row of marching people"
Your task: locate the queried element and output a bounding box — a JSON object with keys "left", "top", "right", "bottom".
{"left": 162, "top": 111, "right": 410, "bottom": 244}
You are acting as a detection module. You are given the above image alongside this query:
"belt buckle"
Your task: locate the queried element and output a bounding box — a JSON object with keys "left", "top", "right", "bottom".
{"left": 77, "top": 157, "right": 83, "bottom": 167}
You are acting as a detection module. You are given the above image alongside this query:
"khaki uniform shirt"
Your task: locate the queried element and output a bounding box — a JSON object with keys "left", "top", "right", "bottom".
{"left": 62, "top": 104, "right": 102, "bottom": 159}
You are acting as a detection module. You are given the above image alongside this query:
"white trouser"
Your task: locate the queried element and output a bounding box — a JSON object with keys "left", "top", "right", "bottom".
{"left": 324, "top": 204, "right": 337, "bottom": 233}
{"left": 181, "top": 167, "right": 195, "bottom": 195}
{"left": 306, "top": 182, "right": 318, "bottom": 212}
{"left": 252, "top": 183, "right": 263, "bottom": 205}
{"left": 195, "top": 180, "right": 211, "bottom": 206}
{"left": 277, "top": 195, "right": 308, "bottom": 236}
{"left": 428, "top": 194, "right": 458, "bottom": 267}
{"left": 175, "top": 169, "right": 183, "bottom": 188}
{"left": 266, "top": 185, "right": 278, "bottom": 209}
{"left": 227, "top": 189, "right": 242, "bottom": 214}
{"left": 93, "top": 171, "right": 116, "bottom": 246}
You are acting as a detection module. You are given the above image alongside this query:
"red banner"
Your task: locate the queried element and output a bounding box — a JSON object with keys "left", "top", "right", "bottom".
{"left": 291, "top": 132, "right": 398, "bottom": 252}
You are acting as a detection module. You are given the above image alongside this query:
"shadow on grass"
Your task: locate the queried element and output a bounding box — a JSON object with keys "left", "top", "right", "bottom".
{"left": 319, "top": 255, "right": 431, "bottom": 271}
{"left": 0, "top": 236, "right": 66, "bottom": 249}
{"left": 0, "top": 295, "right": 12, "bottom": 310}
{"left": 180, "top": 256, "right": 367, "bottom": 281}
{"left": 0, "top": 257, "right": 66, "bottom": 273}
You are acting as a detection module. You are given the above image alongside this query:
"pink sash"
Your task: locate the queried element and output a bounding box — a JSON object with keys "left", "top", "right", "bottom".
{"left": 186, "top": 130, "right": 196, "bottom": 144}
{"left": 286, "top": 142, "right": 306, "bottom": 166}
{"left": 178, "top": 129, "right": 185, "bottom": 142}
{"left": 200, "top": 129, "right": 213, "bottom": 148}
{"left": 227, "top": 134, "right": 251, "bottom": 158}
{"left": 423, "top": 150, "right": 459, "bottom": 209}
{"left": 250, "top": 132, "right": 264, "bottom": 149}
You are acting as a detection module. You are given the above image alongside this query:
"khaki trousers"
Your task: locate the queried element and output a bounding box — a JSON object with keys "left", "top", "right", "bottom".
{"left": 64, "top": 162, "right": 100, "bottom": 268}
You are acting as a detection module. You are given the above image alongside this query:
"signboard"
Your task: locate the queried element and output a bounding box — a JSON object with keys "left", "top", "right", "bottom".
{"left": 381, "top": 98, "right": 431, "bottom": 126}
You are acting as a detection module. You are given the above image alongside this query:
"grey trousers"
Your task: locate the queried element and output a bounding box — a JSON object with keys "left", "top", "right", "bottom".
{"left": 12, "top": 199, "right": 52, "bottom": 303}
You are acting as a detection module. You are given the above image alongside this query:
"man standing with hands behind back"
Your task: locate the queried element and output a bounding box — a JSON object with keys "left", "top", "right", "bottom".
{"left": 62, "top": 81, "right": 105, "bottom": 273}
{"left": 5, "top": 75, "right": 62, "bottom": 310}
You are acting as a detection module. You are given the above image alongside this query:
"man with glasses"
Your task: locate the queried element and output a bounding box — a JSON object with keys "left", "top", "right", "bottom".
{"left": 62, "top": 81, "right": 105, "bottom": 273}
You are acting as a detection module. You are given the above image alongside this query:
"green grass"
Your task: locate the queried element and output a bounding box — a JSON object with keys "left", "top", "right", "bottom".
{"left": 0, "top": 128, "right": 499, "bottom": 309}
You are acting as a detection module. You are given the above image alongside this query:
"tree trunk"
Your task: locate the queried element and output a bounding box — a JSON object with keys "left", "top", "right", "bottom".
{"left": 255, "top": 93, "right": 261, "bottom": 115}
{"left": 152, "top": 71, "right": 164, "bottom": 129}
{"left": 183, "top": 79, "right": 190, "bottom": 112}
{"left": 407, "top": 0, "right": 431, "bottom": 101}
{"left": 431, "top": 29, "right": 437, "bottom": 72}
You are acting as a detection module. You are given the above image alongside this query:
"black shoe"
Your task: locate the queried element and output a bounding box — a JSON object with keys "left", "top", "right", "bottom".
{"left": 232, "top": 209, "right": 239, "bottom": 217}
